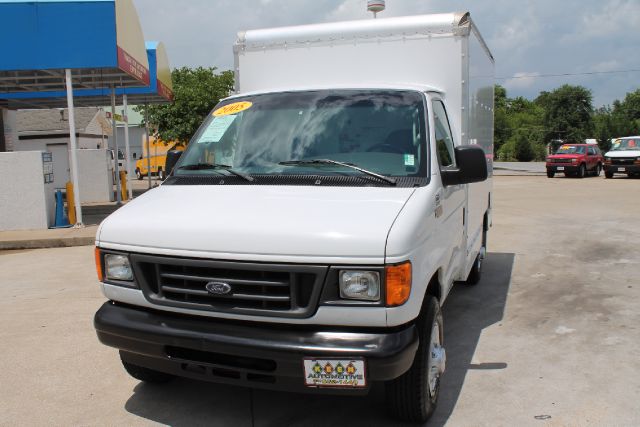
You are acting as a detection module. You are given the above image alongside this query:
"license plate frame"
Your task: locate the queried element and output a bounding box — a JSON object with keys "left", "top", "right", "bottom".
{"left": 618, "top": 167, "right": 626, "bottom": 172}
{"left": 303, "top": 358, "right": 367, "bottom": 388}
{"left": 557, "top": 166, "right": 565, "bottom": 171}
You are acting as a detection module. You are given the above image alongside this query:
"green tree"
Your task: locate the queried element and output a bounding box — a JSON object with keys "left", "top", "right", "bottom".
{"left": 493, "top": 84, "right": 510, "bottom": 153}
{"left": 136, "top": 67, "right": 234, "bottom": 143}
{"left": 537, "top": 85, "right": 594, "bottom": 144}
{"left": 611, "top": 89, "right": 640, "bottom": 136}
{"left": 513, "top": 129, "right": 536, "bottom": 161}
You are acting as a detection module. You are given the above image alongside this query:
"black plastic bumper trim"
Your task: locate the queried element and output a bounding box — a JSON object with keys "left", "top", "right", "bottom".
{"left": 94, "top": 302, "right": 419, "bottom": 394}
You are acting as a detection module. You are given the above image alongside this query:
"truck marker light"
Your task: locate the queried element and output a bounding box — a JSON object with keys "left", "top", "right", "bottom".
{"left": 94, "top": 247, "right": 103, "bottom": 282}
{"left": 386, "top": 262, "right": 411, "bottom": 307}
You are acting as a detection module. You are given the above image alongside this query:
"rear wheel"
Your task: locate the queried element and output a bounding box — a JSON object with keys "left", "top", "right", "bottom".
{"left": 386, "top": 296, "right": 444, "bottom": 423}
{"left": 121, "top": 358, "right": 174, "bottom": 384}
{"left": 547, "top": 171, "right": 555, "bottom": 178}
{"left": 595, "top": 163, "right": 602, "bottom": 176}
{"left": 605, "top": 171, "right": 614, "bottom": 179}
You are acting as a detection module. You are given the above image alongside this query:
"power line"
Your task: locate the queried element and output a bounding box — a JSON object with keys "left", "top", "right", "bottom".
{"left": 496, "top": 69, "right": 640, "bottom": 80}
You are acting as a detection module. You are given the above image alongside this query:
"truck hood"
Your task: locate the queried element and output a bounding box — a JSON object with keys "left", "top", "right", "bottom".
{"left": 605, "top": 150, "right": 640, "bottom": 158}
{"left": 98, "top": 185, "right": 415, "bottom": 260}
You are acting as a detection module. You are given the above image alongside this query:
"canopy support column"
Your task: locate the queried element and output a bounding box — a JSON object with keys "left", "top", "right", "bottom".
{"left": 123, "top": 94, "right": 133, "bottom": 200}
{"left": 111, "top": 87, "right": 122, "bottom": 204}
{"left": 65, "top": 69, "right": 83, "bottom": 226}
{"left": 145, "top": 104, "right": 152, "bottom": 189}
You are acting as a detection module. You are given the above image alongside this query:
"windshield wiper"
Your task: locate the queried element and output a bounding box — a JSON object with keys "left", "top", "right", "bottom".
{"left": 278, "top": 159, "right": 396, "bottom": 186}
{"left": 177, "top": 163, "right": 254, "bottom": 182}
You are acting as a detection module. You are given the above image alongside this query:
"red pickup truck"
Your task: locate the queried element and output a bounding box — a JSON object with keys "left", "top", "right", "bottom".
{"left": 546, "top": 144, "right": 604, "bottom": 178}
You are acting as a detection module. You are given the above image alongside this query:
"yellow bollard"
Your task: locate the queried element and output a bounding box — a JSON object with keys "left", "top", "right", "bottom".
{"left": 66, "top": 181, "right": 76, "bottom": 224}
{"left": 120, "top": 170, "right": 128, "bottom": 201}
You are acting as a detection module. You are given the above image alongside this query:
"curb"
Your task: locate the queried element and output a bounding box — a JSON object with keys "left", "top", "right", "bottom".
{"left": 0, "top": 236, "right": 95, "bottom": 250}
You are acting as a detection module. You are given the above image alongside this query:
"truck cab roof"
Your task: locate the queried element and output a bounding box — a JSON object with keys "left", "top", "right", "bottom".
{"left": 223, "top": 84, "right": 445, "bottom": 102}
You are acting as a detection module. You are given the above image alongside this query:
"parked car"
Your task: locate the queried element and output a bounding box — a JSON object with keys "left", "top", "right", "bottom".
{"left": 603, "top": 137, "right": 640, "bottom": 178}
{"left": 545, "top": 144, "right": 603, "bottom": 178}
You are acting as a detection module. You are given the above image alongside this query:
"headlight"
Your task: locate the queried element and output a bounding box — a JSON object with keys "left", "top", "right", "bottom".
{"left": 571, "top": 158, "right": 578, "bottom": 163}
{"left": 339, "top": 271, "right": 380, "bottom": 301}
{"left": 104, "top": 254, "right": 134, "bottom": 281}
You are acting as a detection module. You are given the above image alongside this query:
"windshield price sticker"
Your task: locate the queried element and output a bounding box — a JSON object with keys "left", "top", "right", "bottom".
{"left": 303, "top": 358, "right": 366, "bottom": 388}
{"left": 213, "top": 101, "right": 253, "bottom": 117}
{"left": 198, "top": 115, "right": 237, "bottom": 143}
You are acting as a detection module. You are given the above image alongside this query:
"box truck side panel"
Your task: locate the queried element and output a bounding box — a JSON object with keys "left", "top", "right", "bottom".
{"left": 464, "top": 24, "right": 494, "bottom": 269}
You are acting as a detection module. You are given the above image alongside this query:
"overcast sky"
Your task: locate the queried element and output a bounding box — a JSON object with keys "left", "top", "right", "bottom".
{"left": 133, "top": 0, "right": 640, "bottom": 107}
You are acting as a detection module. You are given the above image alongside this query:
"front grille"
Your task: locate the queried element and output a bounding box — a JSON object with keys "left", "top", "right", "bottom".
{"left": 610, "top": 157, "right": 636, "bottom": 165}
{"left": 552, "top": 158, "right": 572, "bottom": 163}
{"left": 130, "top": 254, "right": 328, "bottom": 318}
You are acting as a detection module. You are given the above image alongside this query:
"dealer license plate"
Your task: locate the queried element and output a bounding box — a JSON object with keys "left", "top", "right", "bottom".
{"left": 557, "top": 167, "right": 564, "bottom": 171}
{"left": 618, "top": 167, "right": 626, "bottom": 172}
{"left": 303, "top": 358, "right": 366, "bottom": 388}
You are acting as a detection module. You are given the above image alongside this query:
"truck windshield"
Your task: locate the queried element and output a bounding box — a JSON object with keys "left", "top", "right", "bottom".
{"left": 175, "top": 90, "right": 428, "bottom": 181}
{"left": 610, "top": 139, "right": 638, "bottom": 151}
{"left": 555, "top": 145, "right": 585, "bottom": 154}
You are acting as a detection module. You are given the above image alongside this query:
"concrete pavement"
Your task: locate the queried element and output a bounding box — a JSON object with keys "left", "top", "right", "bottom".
{"left": 1, "top": 175, "right": 639, "bottom": 426}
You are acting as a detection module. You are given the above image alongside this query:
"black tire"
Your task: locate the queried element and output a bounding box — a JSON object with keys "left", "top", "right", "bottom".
{"left": 158, "top": 169, "right": 166, "bottom": 181}
{"left": 386, "top": 296, "right": 444, "bottom": 423}
{"left": 628, "top": 172, "right": 634, "bottom": 178}
{"left": 577, "top": 164, "right": 586, "bottom": 178}
{"left": 564, "top": 172, "right": 571, "bottom": 178}
{"left": 595, "top": 163, "right": 602, "bottom": 177}
{"left": 547, "top": 171, "right": 555, "bottom": 178}
{"left": 121, "top": 359, "right": 174, "bottom": 384}
{"left": 135, "top": 168, "right": 143, "bottom": 180}
{"left": 462, "top": 225, "right": 486, "bottom": 286}
{"left": 463, "top": 253, "right": 483, "bottom": 285}
{"left": 605, "top": 171, "right": 613, "bottom": 179}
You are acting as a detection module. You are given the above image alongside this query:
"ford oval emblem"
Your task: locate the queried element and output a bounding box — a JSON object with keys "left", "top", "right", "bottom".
{"left": 205, "top": 281, "right": 232, "bottom": 295}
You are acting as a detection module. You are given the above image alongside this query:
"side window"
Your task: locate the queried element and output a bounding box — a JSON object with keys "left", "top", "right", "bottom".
{"left": 432, "top": 100, "right": 455, "bottom": 167}
{"left": 588, "top": 146, "right": 595, "bottom": 155}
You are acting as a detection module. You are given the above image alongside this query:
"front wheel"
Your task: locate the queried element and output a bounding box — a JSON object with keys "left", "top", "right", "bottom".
{"left": 547, "top": 171, "right": 555, "bottom": 178}
{"left": 605, "top": 171, "right": 613, "bottom": 179}
{"left": 577, "top": 164, "right": 586, "bottom": 178}
{"left": 386, "top": 296, "right": 445, "bottom": 423}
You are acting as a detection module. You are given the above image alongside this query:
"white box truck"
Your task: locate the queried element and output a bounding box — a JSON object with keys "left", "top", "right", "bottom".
{"left": 94, "top": 12, "right": 494, "bottom": 422}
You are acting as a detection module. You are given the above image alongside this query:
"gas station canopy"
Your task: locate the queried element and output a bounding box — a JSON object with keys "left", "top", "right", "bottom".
{"left": 1, "top": 41, "right": 174, "bottom": 108}
{"left": 0, "top": 0, "right": 151, "bottom": 108}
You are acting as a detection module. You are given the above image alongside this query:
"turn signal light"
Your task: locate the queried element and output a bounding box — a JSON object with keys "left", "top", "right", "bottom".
{"left": 94, "top": 247, "right": 103, "bottom": 281}
{"left": 385, "top": 262, "right": 412, "bottom": 307}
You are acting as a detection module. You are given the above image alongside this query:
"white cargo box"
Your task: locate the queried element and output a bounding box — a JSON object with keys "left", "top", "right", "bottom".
{"left": 234, "top": 12, "right": 494, "bottom": 157}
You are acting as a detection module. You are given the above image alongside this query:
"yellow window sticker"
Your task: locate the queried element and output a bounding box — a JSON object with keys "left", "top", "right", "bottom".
{"left": 213, "top": 101, "right": 252, "bottom": 117}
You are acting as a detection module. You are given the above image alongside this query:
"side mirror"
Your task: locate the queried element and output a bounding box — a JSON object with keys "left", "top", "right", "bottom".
{"left": 165, "top": 150, "right": 183, "bottom": 177}
{"left": 441, "top": 145, "right": 488, "bottom": 187}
